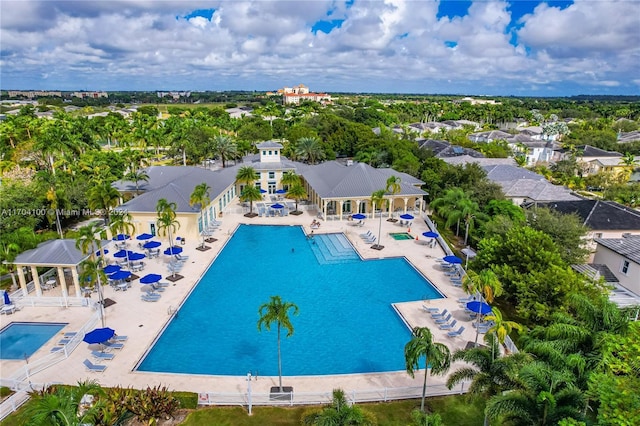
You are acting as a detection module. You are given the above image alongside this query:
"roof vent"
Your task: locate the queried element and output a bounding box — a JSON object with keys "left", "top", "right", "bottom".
{"left": 622, "top": 233, "right": 632, "bottom": 238}
{"left": 346, "top": 159, "right": 353, "bottom": 166}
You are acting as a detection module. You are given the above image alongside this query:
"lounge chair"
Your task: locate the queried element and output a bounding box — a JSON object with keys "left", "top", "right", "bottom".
{"left": 63, "top": 332, "right": 77, "bottom": 338}
{"left": 141, "top": 293, "right": 161, "bottom": 302}
{"left": 103, "top": 341, "right": 124, "bottom": 350}
{"left": 439, "top": 319, "right": 458, "bottom": 330}
{"left": 111, "top": 335, "right": 128, "bottom": 342}
{"left": 57, "top": 338, "right": 71, "bottom": 346}
{"left": 360, "top": 230, "right": 372, "bottom": 239}
{"left": 364, "top": 236, "right": 376, "bottom": 244}
{"left": 434, "top": 313, "right": 452, "bottom": 324}
{"left": 430, "top": 309, "right": 449, "bottom": 319}
{"left": 91, "top": 350, "right": 115, "bottom": 360}
{"left": 83, "top": 359, "right": 107, "bottom": 372}
{"left": 175, "top": 254, "right": 190, "bottom": 261}
{"left": 447, "top": 326, "right": 466, "bottom": 337}
{"left": 421, "top": 305, "right": 439, "bottom": 313}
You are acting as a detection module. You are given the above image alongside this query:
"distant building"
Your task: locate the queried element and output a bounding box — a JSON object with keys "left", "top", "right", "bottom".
{"left": 72, "top": 91, "right": 108, "bottom": 99}
{"left": 278, "top": 84, "right": 331, "bottom": 105}
{"left": 157, "top": 91, "right": 192, "bottom": 100}
{"left": 454, "top": 97, "right": 500, "bottom": 105}
{"left": 594, "top": 235, "right": 640, "bottom": 296}
{"left": 7, "top": 90, "right": 62, "bottom": 98}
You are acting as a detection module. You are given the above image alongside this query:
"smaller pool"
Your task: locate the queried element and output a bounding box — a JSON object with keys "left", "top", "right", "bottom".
{"left": 0, "top": 322, "right": 66, "bottom": 359}
{"left": 390, "top": 232, "right": 414, "bottom": 240}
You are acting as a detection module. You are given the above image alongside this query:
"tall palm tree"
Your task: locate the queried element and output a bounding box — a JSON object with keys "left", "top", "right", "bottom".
{"left": 386, "top": 174, "right": 402, "bottom": 214}
{"left": 295, "top": 137, "right": 324, "bottom": 165}
{"left": 430, "top": 188, "right": 475, "bottom": 237}
{"left": 280, "top": 170, "right": 300, "bottom": 191}
{"left": 235, "top": 166, "right": 259, "bottom": 189}
{"left": 1, "top": 242, "right": 21, "bottom": 289}
{"left": 156, "top": 199, "right": 179, "bottom": 252}
{"left": 240, "top": 185, "right": 263, "bottom": 217}
{"left": 35, "top": 169, "right": 67, "bottom": 238}
{"left": 212, "top": 134, "right": 238, "bottom": 167}
{"left": 75, "top": 223, "right": 106, "bottom": 327}
{"left": 286, "top": 184, "right": 308, "bottom": 214}
{"left": 484, "top": 307, "right": 524, "bottom": 355}
{"left": 87, "top": 181, "right": 120, "bottom": 225}
{"left": 109, "top": 211, "right": 135, "bottom": 241}
{"left": 124, "top": 168, "right": 149, "bottom": 196}
{"left": 404, "top": 327, "right": 451, "bottom": 413}
{"left": 257, "top": 295, "right": 299, "bottom": 392}
{"left": 190, "top": 182, "right": 211, "bottom": 247}
{"left": 447, "top": 334, "right": 531, "bottom": 426}
{"left": 370, "top": 189, "right": 386, "bottom": 249}
{"left": 463, "top": 269, "right": 502, "bottom": 304}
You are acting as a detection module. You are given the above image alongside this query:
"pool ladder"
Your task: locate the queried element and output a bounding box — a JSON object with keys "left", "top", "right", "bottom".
{"left": 167, "top": 306, "right": 178, "bottom": 316}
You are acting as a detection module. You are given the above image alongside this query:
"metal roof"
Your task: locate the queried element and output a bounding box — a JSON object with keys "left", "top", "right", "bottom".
{"left": 13, "top": 239, "right": 110, "bottom": 267}
{"left": 595, "top": 236, "right": 640, "bottom": 264}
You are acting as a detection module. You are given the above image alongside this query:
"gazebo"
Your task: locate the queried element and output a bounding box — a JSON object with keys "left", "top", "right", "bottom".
{"left": 11, "top": 239, "right": 110, "bottom": 297}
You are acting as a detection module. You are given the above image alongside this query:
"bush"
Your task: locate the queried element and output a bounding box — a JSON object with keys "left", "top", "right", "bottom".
{"left": 0, "top": 386, "right": 13, "bottom": 398}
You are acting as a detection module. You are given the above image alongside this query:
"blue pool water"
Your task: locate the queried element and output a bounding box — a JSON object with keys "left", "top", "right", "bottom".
{"left": 0, "top": 322, "right": 66, "bottom": 359}
{"left": 138, "top": 225, "right": 443, "bottom": 376}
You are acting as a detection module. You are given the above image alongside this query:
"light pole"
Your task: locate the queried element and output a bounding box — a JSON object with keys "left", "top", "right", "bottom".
{"left": 464, "top": 215, "right": 475, "bottom": 246}
{"left": 246, "top": 372, "right": 253, "bottom": 415}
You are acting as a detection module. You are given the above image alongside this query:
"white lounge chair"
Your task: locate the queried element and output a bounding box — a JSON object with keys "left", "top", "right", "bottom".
{"left": 430, "top": 309, "right": 449, "bottom": 319}
{"left": 447, "top": 326, "right": 465, "bottom": 338}
{"left": 91, "top": 350, "right": 115, "bottom": 360}
{"left": 360, "top": 230, "right": 372, "bottom": 239}
{"left": 439, "top": 319, "right": 458, "bottom": 330}
{"left": 434, "top": 313, "right": 452, "bottom": 324}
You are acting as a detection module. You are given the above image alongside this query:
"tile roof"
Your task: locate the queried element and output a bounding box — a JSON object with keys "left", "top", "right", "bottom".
{"left": 595, "top": 235, "right": 640, "bottom": 264}
{"left": 443, "top": 156, "right": 516, "bottom": 166}
{"left": 538, "top": 200, "right": 640, "bottom": 231}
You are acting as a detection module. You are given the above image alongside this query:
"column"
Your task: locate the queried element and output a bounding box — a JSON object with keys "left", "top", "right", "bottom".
{"left": 322, "top": 200, "right": 327, "bottom": 221}
{"left": 70, "top": 267, "right": 82, "bottom": 297}
{"left": 57, "top": 266, "right": 68, "bottom": 298}
{"left": 17, "top": 266, "right": 28, "bottom": 296}
{"left": 30, "top": 266, "right": 42, "bottom": 296}
{"left": 339, "top": 200, "right": 344, "bottom": 220}
{"left": 403, "top": 197, "right": 409, "bottom": 213}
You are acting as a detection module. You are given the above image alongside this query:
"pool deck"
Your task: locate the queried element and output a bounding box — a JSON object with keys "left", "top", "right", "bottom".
{"left": 0, "top": 208, "right": 482, "bottom": 397}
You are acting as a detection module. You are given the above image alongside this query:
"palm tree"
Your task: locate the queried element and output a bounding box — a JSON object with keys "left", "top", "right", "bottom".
{"left": 286, "top": 184, "right": 308, "bottom": 214}
{"left": 87, "top": 181, "right": 120, "bottom": 225}
{"left": 109, "top": 211, "right": 135, "bottom": 241}
{"left": 280, "top": 170, "right": 300, "bottom": 191}
{"left": 35, "top": 170, "right": 67, "bottom": 238}
{"left": 302, "top": 388, "right": 376, "bottom": 426}
{"left": 190, "top": 182, "right": 211, "bottom": 247}
{"left": 240, "top": 185, "right": 263, "bottom": 217}
{"left": 1, "top": 242, "right": 21, "bottom": 290}
{"left": 404, "top": 327, "right": 451, "bottom": 413}
{"left": 75, "top": 223, "right": 106, "bottom": 326}
{"left": 370, "top": 189, "right": 386, "bottom": 249}
{"left": 485, "top": 362, "right": 585, "bottom": 425}
{"left": 385, "top": 174, "right": 402, "bottom": 215}
{"left": 484, "top": 307, "right": 524, "bottom": 355}
{"left": 22, "top": 380, "right": 104, "bottom": 426}
{"left": 156, "top": 199, "right": 180, "bottom": 251}
{"left": 430, "top": 188, "right": 473, "bottom": 237}
{"left": 212, "top": 134, "right": 238, "bottom": 167}
{"left": 464, "top": 269, "right": 502, "bottom": 304}
{"left": 447, "top": 334, "right": 531, "bottom": 426}
{"left": 124, "top": 168, "right": 149, "bottom": 196}
{"left": 295, "top": 137, "right": 324, "bottom": 165}
{"left": 257, "top": 295, "right": 299, "bottom": 392}
{"left": 235, "top": 165, "right": 259, "bottom": 190}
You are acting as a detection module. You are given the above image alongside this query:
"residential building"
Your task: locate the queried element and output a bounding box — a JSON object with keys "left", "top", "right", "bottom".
{"left": 593, "top": 235, "right": 640, "bottom": 296}
{"left": 157, "top": 91, "right": 192, "bottom": 99}
{"left": 72, "top": 91, "right": 108, "bottom": 99}
{"left": 618, "top": 130, "right": 640, "bottom": 144}
{"left": 278, "top": 84, "right": 331, "bottom": 105}
{"left": 535, "top": 199, "right": 640, "bottom": 251}
{"left": 7, "top": 90, "right": 62, "bottom": 98}
{"left": 552, "top": 145, "right": 623, "bottom": 176}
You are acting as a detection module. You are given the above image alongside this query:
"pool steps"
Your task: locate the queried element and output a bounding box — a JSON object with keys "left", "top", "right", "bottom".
{"left": 309, "top": 233, "right": 360, "bottom": 264}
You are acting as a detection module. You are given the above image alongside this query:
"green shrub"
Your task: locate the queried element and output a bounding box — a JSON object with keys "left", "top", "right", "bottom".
{"left": 126, "top": 385, "right": 180, "bottom": 423}
{"left": 0, "top": 386, "right": 13, "bottom": 398}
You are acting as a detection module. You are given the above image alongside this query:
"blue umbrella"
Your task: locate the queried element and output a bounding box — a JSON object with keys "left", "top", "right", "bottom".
{"left": 164, "top": 246, "right": 183, "bottom": 255}
{"left": 276, "top": 189, "right": 286, "bottom": 194}
{"left": 422, "top": 231, "right": 439, "bottom": 238}
{"left": 3, "top": 291, "right": 11, "bottom": 305}
{"left": 83, "top": 327, "right": 116, "bottom": 344}
{"left": 260, "top": 189, "right": 267, "bottom": 194}
{"left": 352, "top": 213, "right": 366, "bottom": 220}
{"left": 400, "top": 213, "right": 414, "bottom": 220}
{"left": 103, "top": 264, "right": 121, "bottom": 274}
{"left": 271, "top": 203, "right": 284, "bottom": 209}
{"left": 112, "top": 234, "right": 130, "bottom": 241}
{"left": 108, "top": 270, "right": 132, "bottom": 281}
{"left": 136, "top": 233, "right": 154, "bottom": 241}
{"left": 128, "top": 252, "right": 146, "bottom": 261}
{"left": 466, "top": 301, "right": 492, "bottom": 315}
{"left": 143, "top": 241, "right": 161, "bottom": 249}
{"left": 443, "top": 255, "right": 463, "bottom": 264}
{"left": 113, "top": 249, "right": 130, "bottom": 258}
{"left": 140, "top": 274, "right": 162, "bottom": 284}
{"left": 95, "top": 249, "right": 109, "bottom": 257}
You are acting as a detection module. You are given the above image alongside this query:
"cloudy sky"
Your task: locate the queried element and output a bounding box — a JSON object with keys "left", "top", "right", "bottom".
{"left": 1, "top": 0, "right": 639, "bottom": 96}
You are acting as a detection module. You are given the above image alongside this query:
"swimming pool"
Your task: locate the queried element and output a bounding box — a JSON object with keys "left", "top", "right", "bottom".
{"left": 137, "top": 225, "right": 443, "bottom": 376}
{"left": 0, "top": 322, "right": 66, "bottom": 359}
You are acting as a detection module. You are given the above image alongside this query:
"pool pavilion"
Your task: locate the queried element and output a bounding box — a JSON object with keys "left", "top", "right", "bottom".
{"left": 10, "top": 239, "right": 110, "bottom": 298}
{"left": 112, "top": 141, "right": 427, "bottom": 240}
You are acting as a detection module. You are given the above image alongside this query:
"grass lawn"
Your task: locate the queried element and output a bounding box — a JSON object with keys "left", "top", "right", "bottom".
{"left": 180, "top": 395, "right": 485, "bottom": 426}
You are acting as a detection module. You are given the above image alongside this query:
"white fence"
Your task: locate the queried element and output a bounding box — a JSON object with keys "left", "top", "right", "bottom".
{"left": 198, "top": 381, "right": 469, "bottom": 407}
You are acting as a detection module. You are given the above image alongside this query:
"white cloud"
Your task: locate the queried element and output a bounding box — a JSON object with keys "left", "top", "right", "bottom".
{"left": 0, "top": 0, "right": 638, "bottom": 95}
